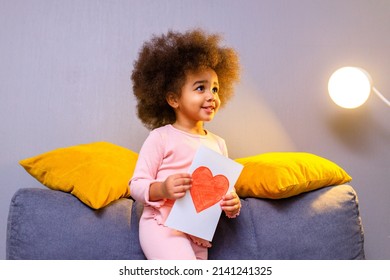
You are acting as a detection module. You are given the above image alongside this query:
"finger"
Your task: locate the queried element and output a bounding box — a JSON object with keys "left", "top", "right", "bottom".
{"left": 173, "top": 184, "right": 192, "bottom": 196}
{"left": 174, "top": 191, "right": 186, "bottom": 199}
{"left": 228, "top": 191, "right": 238, "bottom": 199}
{"left": 173, "top": 173, "right": 192, "bottom": 179}
{"left": 179, "top": 177, "right": 192, "bottom": 186}
{"left": 172, "top": 174, "right": 192, "bottom": 186}
{"left": 222, "top": 195, "right": 239, "bottom": 205}
{"left": 223, "top": 191, "right": 238, "bottom": 200}
{"left": 222, "top": 203, "right": 240, "bottom": 211}
{"left": 221, "top": 207, "right": 238, "bottom": 216}
{"left": 175, "top": 185, "right": 189, "bottom": 193}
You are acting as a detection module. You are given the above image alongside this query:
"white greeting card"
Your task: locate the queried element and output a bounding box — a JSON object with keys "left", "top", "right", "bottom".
{"left": 164, "top": 145, "right": 243, "bottom": 241}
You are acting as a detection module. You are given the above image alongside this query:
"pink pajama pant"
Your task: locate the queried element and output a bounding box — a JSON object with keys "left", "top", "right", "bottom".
{"left": 139, "top": 212, "right": 208, "bottom": 260}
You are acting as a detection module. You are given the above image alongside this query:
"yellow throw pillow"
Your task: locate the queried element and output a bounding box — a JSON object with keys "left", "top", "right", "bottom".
{"left": 19, "top": 142, "right": 138, "bottom": 209}
{"left": 234, "top": 152, "right": 352, "bottom": 199}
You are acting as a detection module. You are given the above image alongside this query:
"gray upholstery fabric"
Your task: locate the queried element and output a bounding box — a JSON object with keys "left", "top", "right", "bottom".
{"left": 6, "top": 188, "right": 144, "bottom": 259}
{"left": 209, "top": 184, "right": 365, "bottom": 259}
{"left": 6, "top": 185, "right": 365, "bottom": 260}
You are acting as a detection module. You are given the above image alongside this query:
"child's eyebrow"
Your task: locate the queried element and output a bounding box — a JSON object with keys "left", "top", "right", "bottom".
{"left": 193, "top": 80, "right": 207, "bottom": 86}
{"left": 192, "top": 80, "right": 219, "bottom": 86}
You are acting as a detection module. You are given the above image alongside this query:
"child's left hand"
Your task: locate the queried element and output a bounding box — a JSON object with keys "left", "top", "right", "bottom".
{"left": 220, "top": 191, "right": 241, "bottom": 218}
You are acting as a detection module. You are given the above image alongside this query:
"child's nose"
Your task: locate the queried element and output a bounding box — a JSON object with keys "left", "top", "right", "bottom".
{"left": 206, "top": 90, "right": 215, "bottom": 101}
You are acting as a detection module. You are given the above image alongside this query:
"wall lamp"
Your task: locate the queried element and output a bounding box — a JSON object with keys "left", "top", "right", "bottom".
{"left": 328, "top": 66, "right": 390, "bottom": 109}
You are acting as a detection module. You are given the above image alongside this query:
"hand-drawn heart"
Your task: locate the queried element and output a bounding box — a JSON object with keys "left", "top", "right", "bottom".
{"left": 190, "top": 166, "right": 229, "bottom": 213}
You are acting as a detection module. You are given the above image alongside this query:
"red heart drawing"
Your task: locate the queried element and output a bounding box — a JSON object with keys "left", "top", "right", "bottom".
{"left": 190, "top": 166, "right": 229, "bottom": 213}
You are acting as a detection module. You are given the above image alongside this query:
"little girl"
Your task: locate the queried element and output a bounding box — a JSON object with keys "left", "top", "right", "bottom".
{"left": 130, "top": 29, "right": 240, "bottom": 260}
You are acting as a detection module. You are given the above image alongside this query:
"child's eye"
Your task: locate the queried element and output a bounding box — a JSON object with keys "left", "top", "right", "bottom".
{"left": 195, "top": 85, "right": 205, "bottom": 92}
{"left": 212, "top": 87, "right": 219, "bottom": 94}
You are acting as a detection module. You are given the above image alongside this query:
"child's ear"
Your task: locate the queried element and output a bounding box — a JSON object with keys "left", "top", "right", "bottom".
{"left": 166, "top": 92, "right": 179, "bottom": 108}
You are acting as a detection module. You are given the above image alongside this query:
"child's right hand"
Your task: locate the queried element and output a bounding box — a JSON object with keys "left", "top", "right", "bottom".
{"left": 149, "top": 173, "right": 192, "bottom": 201}
{"left": 162, "top": 173, "right": 192, "bottom": 199}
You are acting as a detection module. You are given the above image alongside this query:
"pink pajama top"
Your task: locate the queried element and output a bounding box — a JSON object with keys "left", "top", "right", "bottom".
{"left": 129, "top": 124, "right": 228, "bottom": 246}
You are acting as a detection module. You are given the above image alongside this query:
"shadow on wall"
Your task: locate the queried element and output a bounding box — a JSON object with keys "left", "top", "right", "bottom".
{"left": 326, "top": 106, "right": 390, "bottom": 155}
{"left": 207, "top": 83, "right": 296, "bottom": 159}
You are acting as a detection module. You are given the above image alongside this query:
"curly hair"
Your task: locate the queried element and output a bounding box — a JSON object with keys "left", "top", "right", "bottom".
{"left": 131, "top": 29, "right": 240, "bottom": 130}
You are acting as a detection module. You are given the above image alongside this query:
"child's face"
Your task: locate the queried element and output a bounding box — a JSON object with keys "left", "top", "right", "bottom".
{"left": 169, "top": 68, "right": 221, "bottom": 126}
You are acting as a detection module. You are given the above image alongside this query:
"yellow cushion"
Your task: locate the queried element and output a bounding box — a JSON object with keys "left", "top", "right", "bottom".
{"left": 234, "top": 152, "right": 352, "bottom": 199}
{"left": 19, "top": 142, "right": 138, "bottom": 209}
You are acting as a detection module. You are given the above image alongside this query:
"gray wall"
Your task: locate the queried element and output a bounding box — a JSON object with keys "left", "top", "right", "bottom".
{"left": 1, "top": 0, "right": 389, "bottom": 259}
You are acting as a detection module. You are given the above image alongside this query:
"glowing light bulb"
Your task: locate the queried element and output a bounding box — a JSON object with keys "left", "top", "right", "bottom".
{"left": 328, "top": 67, "right": 372, "bottom": 109}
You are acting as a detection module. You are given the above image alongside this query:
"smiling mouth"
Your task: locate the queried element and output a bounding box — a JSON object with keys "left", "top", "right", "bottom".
{"left": 201, "top": 106, "right": 216, "bottom": 114}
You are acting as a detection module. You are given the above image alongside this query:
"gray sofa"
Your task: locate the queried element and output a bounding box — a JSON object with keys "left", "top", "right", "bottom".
{"left": 6, "top": 184, "right": 365, "bottom": 260}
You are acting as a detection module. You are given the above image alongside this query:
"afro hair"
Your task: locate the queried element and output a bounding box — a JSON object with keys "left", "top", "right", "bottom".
{"left": 131, "top": 28, "right": 240, "bottom": 130}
